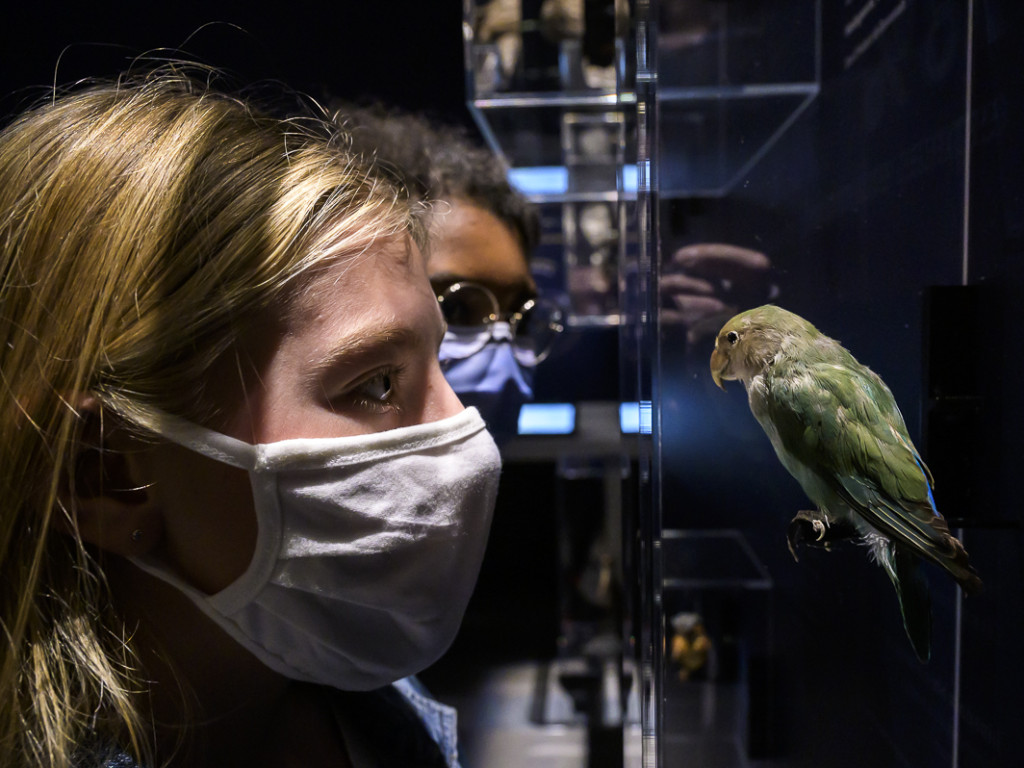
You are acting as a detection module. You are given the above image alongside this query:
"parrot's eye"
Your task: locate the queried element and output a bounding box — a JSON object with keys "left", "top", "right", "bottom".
{"left": 726, "top": 330, "right": 739, "bottom": 345}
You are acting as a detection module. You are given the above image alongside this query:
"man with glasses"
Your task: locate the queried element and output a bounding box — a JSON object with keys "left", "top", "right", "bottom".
{"left": 336, "top": 104, "right": 563, "bottom": 442}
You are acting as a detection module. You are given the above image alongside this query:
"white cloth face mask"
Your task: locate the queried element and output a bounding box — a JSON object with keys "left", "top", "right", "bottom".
{"left": 126, "top": 406, "right": 501, "bottom": 691}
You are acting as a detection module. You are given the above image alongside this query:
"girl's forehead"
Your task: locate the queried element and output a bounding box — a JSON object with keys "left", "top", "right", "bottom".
{"left": 281, "top": 233, "right": 423, "bottom": 316}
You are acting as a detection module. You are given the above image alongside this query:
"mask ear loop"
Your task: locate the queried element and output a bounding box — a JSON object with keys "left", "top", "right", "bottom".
{"left": 203, "top": 465, "right": 285, "bottom": 613}
{"left": 105, "top": 403, "right": 277, "bottom": 608}
{"left": 107, "top": 403, "right": 259, "bottom": 471}
{"left": 512, "top": 346, "right": 540, "bottom": 368}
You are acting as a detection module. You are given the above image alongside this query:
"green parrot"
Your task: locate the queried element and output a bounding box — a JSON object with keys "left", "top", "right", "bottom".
{"left": 709, "top": 304, "right": 981, "bottom": 661}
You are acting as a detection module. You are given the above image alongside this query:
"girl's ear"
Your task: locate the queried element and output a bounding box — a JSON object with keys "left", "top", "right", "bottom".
{"left": 64, "top": 398, "right": 164, "bottom": 556}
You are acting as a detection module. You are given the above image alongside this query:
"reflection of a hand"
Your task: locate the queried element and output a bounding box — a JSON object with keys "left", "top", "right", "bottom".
{"left": 661, "top": 243, "right": 774, "bottom": 337}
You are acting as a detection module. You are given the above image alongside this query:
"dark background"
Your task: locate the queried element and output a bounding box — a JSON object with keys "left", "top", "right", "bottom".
{"left": 0, "top": 3, "right": 470, "bottom": 126}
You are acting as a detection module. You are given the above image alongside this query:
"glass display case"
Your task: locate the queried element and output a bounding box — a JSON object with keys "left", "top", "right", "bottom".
{"left": 465, "top": 0, "right": 636, "bottom": 329}
{"left": 463, "top": 1, "right": 1024, "bottom": 766}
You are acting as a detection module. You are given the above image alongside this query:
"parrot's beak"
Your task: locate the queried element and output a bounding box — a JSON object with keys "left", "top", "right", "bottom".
{"left": 709, "top": 348, "right": 727, "bottom": 390}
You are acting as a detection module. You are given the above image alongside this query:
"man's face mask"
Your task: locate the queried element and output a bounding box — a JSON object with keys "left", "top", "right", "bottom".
{"left": 440, "top": 322, "right": 535, "bottom": 443}
{"left": 436, "top": 282, "right": 563, "bottom": 444}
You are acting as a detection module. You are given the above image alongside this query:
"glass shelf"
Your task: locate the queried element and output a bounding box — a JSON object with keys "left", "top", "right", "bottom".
{"left": 467, "top": 99, "right": 636, "bottom": 198}
{"left": 660, "top": 529, "right": 772, "bottom": 592}
{"left": 472, "top": 91, "right": 632, "bottom": 108}
{"left": 652, "top": 1, "right": 821, "bottom": 197}
{"left": 466, "top": 1, "right": 820, "bottom": 198}
{"left": 658, "top": 83, "right": 819, "bottom": 197}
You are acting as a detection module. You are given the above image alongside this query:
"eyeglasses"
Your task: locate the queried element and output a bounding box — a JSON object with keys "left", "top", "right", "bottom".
{"left": 436, "top": 281, "right": 565, "bottom": 366}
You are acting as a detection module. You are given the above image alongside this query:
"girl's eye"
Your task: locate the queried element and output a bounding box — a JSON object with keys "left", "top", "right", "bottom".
{"left": 352, "top": 369, "right": 395, "bottom": 407}
{"left": 323, "top": 360, "right": 409, "bottom": 417}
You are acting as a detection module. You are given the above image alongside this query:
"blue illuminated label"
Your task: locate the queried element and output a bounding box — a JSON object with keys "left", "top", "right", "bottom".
{"left": 619, "top": 401, "right": 652, "bottom": 434}
{"left": 508, "top": 165, "right": 639, "bottom": 196}
{"left": 517, "top": 403, "right": 576, "bottom": 435}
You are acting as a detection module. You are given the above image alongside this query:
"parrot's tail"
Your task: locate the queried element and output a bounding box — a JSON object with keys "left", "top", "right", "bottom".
{"left": 891, "top": 546, "right": 932, "bottom": 663}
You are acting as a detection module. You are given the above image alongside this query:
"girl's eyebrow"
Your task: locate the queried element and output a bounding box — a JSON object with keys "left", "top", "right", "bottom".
{"left": 303, "top": 325, "right": 418, "bottom": 382}
{"left": 301, "top": 313, "right": 446, "bottom": 387}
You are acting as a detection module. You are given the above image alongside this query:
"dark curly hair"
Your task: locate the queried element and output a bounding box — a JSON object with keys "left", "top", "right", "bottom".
{"left": 332, "top": 103, "right": 540, "bottom": 258}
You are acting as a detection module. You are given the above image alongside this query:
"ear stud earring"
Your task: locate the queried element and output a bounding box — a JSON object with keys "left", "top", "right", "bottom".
{"left": 130, "top": 529, "right": 143, "bottom": 543}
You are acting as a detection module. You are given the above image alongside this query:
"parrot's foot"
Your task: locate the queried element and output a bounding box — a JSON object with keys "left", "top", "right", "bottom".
{"left": 787, "top": 510, "right": 857, "bottom": 562}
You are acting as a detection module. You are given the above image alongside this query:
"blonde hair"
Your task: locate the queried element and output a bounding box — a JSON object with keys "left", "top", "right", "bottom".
{"left": 0, "top": 67, "right": 411, "bottom": 767}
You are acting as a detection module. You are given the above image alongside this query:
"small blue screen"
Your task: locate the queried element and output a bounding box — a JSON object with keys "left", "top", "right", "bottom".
{"left": 619, "top": 401, "right": 652, "bottom": 434}
{"left": 517, "top": 403, "right": 576, "bottom": 435}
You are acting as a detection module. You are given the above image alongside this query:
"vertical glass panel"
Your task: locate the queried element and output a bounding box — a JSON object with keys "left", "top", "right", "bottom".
{"left": 461, "top": 5, "right": 643, "bottom": 768}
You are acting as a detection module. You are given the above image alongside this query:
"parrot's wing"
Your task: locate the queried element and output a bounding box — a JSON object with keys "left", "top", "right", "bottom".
{"left": 765, "top": 359, "right": 977, "bottom": 589}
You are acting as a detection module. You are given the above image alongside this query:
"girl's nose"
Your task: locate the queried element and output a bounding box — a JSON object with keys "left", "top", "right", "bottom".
{"left": 422, "top": 362, "right": 465, "bottom": 423}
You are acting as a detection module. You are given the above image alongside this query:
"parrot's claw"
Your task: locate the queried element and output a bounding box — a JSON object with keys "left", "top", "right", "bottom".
{"left": 787, "top": 510, "right": 857, "bottom": 562}
{"left": 812, "top": 520, "right": 827, "bottom": 541}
